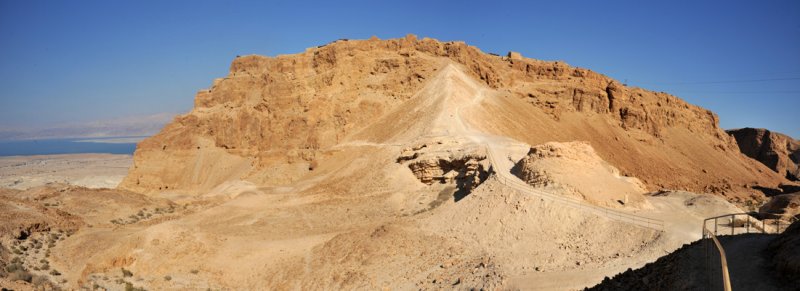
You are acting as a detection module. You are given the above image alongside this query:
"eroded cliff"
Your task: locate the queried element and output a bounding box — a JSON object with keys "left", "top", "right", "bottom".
{"left": 120, "top": 35, "right": 786, "bottom": 199}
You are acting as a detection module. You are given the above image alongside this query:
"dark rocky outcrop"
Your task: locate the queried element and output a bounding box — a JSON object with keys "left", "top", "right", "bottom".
{"left": 767, "top": 220, "right": 800, "bottom": 286}
{"left": 728, "top": 128, "right": 800, "bottom": 181}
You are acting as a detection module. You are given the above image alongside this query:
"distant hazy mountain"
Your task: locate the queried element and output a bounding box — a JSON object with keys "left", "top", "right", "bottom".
{"left": 0, "top": 112, "right": 177, "bottom": 140}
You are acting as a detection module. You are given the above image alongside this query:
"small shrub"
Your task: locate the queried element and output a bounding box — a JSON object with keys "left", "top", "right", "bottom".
{"left": 8, "top": 270, "right": 33, "bottom": 282}
{"left": 124, "top": 282, "right": 146, "bottom": 291}
{"left": 190, "top": 269, "right": 199, "bottom": 274}
{"left": 32, "top": 275, "right": 49, "bottom": 286}
{"left": 164, "top": 275, "right": 172, "bottom": 281}
{"left": 121, "top": 268, "right": 133, "bottom": 277}
{"left": 41, "top": 264, "right": 50, "bottom": 270}
{"left": 49, "top": 269, "right": 61, "bottom": 276}
{"left": 5, "top": 263, "right": 23, "bottom": 272}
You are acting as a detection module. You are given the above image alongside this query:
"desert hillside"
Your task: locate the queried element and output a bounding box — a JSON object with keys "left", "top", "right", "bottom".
{"left": 120, "top": 35, "right": 786, "bottom": 201}
{"left": 4, "top": 36, "right": 796, "bottom": 290}
{"left": 727, "top": 127, "right": 800, "bottom": 181}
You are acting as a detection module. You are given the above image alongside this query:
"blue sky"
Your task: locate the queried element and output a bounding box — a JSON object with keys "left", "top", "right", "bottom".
{"left": 1, "top": 0, "right": 798, "bottom": 138}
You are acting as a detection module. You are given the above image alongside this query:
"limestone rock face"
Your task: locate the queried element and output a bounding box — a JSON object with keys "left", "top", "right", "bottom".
{"left": 727, "top": 128, "right": 800, "bottom": 181}
{"left": 120, "top": 35, "right": 786, "bottom": 196}
{"left": 398, "top": 138, "right": 489, "bottom": 194}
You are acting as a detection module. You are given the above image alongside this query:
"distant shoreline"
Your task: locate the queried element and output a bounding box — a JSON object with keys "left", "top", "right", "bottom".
{"left": 0, "top": 136, "right": 144, "bottom": 156}
{"left": 74, "top": 136, "right": 147, "bottom": 144}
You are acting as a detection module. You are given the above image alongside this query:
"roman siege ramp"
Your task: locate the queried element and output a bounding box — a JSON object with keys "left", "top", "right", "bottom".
{"left": 484, "top": 142, "right": 665, "bottom": 231}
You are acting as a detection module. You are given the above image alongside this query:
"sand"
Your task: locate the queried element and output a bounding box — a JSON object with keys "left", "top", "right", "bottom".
{"left": 0, "top": 154, "right": 132, "bottom": 190}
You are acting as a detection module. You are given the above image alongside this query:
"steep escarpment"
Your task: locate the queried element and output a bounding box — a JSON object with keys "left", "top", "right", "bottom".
{"left": 727, "top": 128, "right": 800, "bottom": 181}
{"left": 120, "top": 35, "right": 786, "bottom": 197}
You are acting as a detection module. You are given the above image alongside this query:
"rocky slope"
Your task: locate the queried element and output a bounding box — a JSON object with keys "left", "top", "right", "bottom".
{"left": 587, "top": 220, "right": 800, "bottom": 290}
{"left": 727, "top": 128, "right": 800, "bottom": 181}
{"left": 767, "top": 219, "right": 800, "bottom": 286}
{"left": 759, "top": 192, "right": 800, "bottom": 220}
{"left": 120, "top": 35, "right": 786, "bottom": 201}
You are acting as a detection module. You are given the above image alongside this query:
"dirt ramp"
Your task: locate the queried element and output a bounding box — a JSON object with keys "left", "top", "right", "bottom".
{"left": 421, "top": 178, "right": 661, "bottom": 281}
{"left": 513, "top": 141, "right": 650, "bottom": 208}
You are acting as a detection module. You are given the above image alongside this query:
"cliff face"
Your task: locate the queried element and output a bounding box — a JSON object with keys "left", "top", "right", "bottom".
{"left": 727, "top": 128, "right": 800, "bottom": 181}
{"left": 119, "top": 35, "right": 785, "bottom": 197}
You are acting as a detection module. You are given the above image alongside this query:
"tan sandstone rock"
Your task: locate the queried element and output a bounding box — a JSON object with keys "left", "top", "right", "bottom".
{"left": 119, "top": 35, "right": 786, "bottom": 200}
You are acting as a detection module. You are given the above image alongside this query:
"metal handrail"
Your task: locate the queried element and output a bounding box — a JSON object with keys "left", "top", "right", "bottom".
{"left": 703, "top": 226, "right": 732, "bottom": 291}
{"left": 701, "top": 213, "right": 796, "bottom": 291}
{"left": 702, "top": 213, "right": 795, "bottom": 237}
{"left": 482, "top": 143, "right": 665, "bottom": 231}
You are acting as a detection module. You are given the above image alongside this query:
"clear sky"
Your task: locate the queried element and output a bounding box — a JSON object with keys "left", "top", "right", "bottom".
{"left": 1, "top": 0, "right": 798, "bottom": 138}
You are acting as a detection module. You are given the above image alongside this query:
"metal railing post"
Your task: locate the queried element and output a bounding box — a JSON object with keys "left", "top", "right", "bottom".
{"left": 714, "top": 218, "right": 718, "bottom": 235}
{"left": 746, "top": 216, "right": 750, "bottom": 233}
